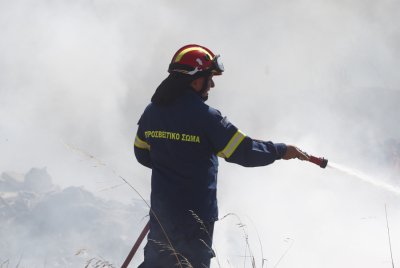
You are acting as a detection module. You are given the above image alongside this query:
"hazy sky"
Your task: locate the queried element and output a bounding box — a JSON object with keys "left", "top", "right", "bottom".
{"left": 1, "top": 0, "right": 400, "bottom": 267}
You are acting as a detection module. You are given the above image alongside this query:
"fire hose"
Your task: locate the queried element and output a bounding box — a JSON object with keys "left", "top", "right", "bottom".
{"left": 121, "top": 220, "right": 150, "bottom": 268}
{"left": 121, "top": 151, "right": 327, "bottom": 267}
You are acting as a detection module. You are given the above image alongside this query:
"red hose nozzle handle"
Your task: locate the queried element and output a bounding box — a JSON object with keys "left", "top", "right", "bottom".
{"left": 297, "top": 149, "right": 328, "bottom": 169}
{"left": 309, "top": 155, "right": 328, "bottom": 168}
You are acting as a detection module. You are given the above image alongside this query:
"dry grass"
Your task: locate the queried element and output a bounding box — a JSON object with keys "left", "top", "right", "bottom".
{"left": 273, "top": 238, "right": 294, "bottom": 268}
{"left": 385, "top": 204, "right": 395, "bottom": 268}
{"left": 0, "top": 251, "right": 24, "bottom": 268}
{"left": 63, "top": 141, "right": 184, "bottom": 268}
{"left": 0, "top": 260, "right": 9, "bottom": 268}
{"left": 76, "top": 246, "right": 116, "bottom": 268}
{"left": 220, "top": 213, "right": 256, "bottom": 268}
{"left": 148, "top": 239, "right": 193, "bottom": 268}
{"left": 190, "top": 210, "right": 221, "bottom": 268}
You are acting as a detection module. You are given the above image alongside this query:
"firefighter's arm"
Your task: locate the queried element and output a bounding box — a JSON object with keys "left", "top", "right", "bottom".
{"left": 204, "top": 108, "right": 303, "bottom": 167}
{"left": 134, "top": 135, "right": 151, "bottom": 169}
{"left": 225, "top": 136, "right": 288, "bottom": 167}
{"left": 252, "top": 139, "right": 309, "bottom": 160}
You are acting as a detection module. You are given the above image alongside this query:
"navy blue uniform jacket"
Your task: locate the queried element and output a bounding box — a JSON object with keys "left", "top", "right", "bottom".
{"left": 134, "top": 88, "right": 287, "bottom": 223}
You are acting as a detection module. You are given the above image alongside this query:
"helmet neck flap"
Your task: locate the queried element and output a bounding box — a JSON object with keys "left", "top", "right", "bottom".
{"left": 151, "top": 71, "right": 211, "bottom": 105}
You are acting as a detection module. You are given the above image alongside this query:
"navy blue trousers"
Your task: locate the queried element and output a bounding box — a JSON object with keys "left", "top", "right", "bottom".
{"left": 138, "top": 217, "right": 215, "bottom": 268}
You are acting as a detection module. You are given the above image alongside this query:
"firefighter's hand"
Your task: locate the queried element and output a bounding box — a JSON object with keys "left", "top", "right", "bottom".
{"left": 282, "top": 144, "right": 309, "bottom": 160}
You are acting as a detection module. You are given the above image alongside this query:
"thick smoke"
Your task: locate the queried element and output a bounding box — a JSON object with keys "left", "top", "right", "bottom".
{"left": 1, "top": 0, "right": 399, "bottom": 267}
{"left": 0, "top": 168, "right": 148, "bottom": 267}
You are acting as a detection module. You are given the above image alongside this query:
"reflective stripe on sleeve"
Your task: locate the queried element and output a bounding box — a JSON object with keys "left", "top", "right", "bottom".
{"left": 217, "top": 130, "right": 246, "bottom": 158}
{"left": 134, "top": 135, "right": 150, "bottom": 150}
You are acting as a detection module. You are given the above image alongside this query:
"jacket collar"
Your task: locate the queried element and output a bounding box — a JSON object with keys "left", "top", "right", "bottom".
{"left": 184, "top": 87, "right": 204, "bottom": 102}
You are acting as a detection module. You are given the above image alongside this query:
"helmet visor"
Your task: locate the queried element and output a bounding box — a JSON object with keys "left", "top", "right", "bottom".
{"left": 211, "top": 55, "right": 224, "bottom": 73}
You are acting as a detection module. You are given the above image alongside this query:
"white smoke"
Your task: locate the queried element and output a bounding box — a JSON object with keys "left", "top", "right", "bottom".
{"left": 1, "top": 0, "right": 400, "bottom": 267}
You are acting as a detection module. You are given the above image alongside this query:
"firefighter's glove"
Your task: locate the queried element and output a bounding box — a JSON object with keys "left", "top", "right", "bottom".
{"left": 282, "top": 144, "right": 310, "bottom": 161}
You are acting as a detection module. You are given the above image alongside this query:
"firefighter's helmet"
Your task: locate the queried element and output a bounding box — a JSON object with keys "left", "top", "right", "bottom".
{"left": 168, "top": 44, "right": 224, "bottom": 75}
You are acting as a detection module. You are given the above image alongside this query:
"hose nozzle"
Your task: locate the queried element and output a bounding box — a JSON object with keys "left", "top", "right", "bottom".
{"left": 309, "top": 156, "right": 328, "bottom": 168}
{"left": 298, "top": 150, "right": 328, "bottom": 169}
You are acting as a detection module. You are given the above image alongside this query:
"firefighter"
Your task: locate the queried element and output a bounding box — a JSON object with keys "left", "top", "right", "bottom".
{"left": 134, "top": 44, "right": 308, "bottom": 267}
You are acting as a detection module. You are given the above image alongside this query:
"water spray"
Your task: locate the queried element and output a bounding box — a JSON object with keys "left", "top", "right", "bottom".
{"left": 327, "top": 162, "right": 400, "bottom": 195}
{"left": 297, "top": 149, "right": 400, "bottom": 196}
{"left": 298, "top": 150, "right": 328, "bottom": 169}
